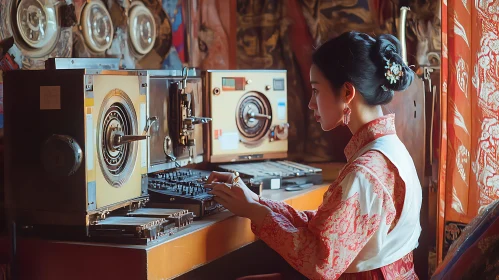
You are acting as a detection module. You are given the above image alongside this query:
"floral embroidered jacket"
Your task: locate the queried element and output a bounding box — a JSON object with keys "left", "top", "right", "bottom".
{"left": 252, "top": 115, "right": 422, "bottom": 280}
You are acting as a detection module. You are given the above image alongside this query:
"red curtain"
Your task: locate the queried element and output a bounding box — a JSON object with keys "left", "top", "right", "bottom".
{"left": 438, "top": 0, "right": 499, "bottom": 263}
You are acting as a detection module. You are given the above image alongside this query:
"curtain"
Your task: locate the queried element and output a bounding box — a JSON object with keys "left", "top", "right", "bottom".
{"left": 438, "top": 0, "right": 499, "bottom": 262}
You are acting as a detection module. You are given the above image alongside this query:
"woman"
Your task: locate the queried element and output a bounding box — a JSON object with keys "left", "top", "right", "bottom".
{"left": 206, "top": 31, "right": 422, "bottom": 280}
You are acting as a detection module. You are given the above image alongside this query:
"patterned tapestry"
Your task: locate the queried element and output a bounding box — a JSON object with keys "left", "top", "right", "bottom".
{"left": 236, "top": 0, "right": 402, "bottom": 162}
{"left": 438, "top": 0, "right": 499, "bottom": 263}
{"left": 236, "top": 0, "right": 307, "bottom": 161}
{"left": 187, "top": 0, "right": 231, "bottom": 70}
{"left": 162, "top": 0, "right": 186, "bottom": 69}
{"left": 300, "top": 0, "right": 396, "bottom": 46}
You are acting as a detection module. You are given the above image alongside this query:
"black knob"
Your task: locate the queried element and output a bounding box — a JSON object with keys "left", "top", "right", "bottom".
{"left": 41, "top": 134, "right": 83, "bottom": 177}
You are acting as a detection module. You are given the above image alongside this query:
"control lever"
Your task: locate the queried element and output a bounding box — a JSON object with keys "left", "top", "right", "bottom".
{"left": 143, "top": 116, "right": 158, "bottom": 135}
{"left": 184, "top": 117, "right": 212, "bottom": 127}
{"left": 110, "top": 116, "right": 156, "bottom": 149}
{"left": 191, "top": 117, "right": 212, "bottom": 124}
{"left": 112, "top": 131, "right": 147, "bottom": 148}
{"left": 163, "top": 136, "right": 177, "bottom": 162}
{"left": 248, "top": 111, "right": 271, "bottom": 120}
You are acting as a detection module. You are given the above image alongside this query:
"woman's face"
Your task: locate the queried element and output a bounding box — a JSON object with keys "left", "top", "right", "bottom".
{"left": 308, "top": 64, "right": 345, "bottom": 131}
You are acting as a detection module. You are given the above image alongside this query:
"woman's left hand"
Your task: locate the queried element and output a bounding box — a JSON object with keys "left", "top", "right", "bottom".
{"left": 206, "top": 183, "right": 271, "bottom": 225}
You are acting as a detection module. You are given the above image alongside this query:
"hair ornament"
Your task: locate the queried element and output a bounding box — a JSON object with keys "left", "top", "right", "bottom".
{"left": 381, "top": 85, "right": 389, "bottom": 91}
{"left": 384, "top": 59, "right": 404, "bottom": 84}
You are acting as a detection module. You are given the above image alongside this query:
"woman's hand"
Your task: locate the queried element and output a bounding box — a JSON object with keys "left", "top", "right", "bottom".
{"left": 206, "top": 171, "right": 259, "bottom": 203}
{"left": 206, "top": 182, "right": 271, "bottom": 227}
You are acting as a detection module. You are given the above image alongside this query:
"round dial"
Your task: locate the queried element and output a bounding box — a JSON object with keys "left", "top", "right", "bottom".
{"left": 15, "top": 0, "right": 58, "bottom": 49}
{"left": 97, "top": 89, "right": 138, "bottom": 187}
{"left": 235, "top": 91, "right": 272, "bottom": 145}
{"left": 102, "top": 103, "right": 132, "bottom": 174}
{"left": 128, "top": 4, "right": 156, "bottom": 55}
{"left": 81, "top": 0, "right": 114, "bottom": 53}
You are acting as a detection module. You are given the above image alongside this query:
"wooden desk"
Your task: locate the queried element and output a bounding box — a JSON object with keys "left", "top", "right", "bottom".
{"left": 0, "top": 183, "right": 332, "bottom": 280}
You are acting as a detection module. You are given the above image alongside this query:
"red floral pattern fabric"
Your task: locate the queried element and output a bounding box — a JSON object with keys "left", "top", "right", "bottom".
{"left": 252, "top": 115, "right": 418, "bottom": 279}
{"left": 438, "top": 0, "right": 499, "bottom": 262}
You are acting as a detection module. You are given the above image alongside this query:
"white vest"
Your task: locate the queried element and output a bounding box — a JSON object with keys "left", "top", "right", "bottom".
{"left": 345, "top": 134, "right": 422, "bottom": 272}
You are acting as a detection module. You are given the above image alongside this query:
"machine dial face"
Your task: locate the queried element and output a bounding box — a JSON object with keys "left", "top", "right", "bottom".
{"left": 235, "top": 91, "right": 272, "bottom": 146}
{"left": 81, "top": 0, "right": 113, "bottom": 53}
{"left": 15, "top": 0, "right": 58, "bottom": 50}
{"left": 97, "top": 90, "right": 138, "bottom": 187}
{"left": 129, "top": 4, "right": 156, "bottom": 55}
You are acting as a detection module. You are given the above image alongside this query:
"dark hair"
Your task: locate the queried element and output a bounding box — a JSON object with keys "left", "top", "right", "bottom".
{"left": 312, "top": 31, "right": 414, "bottom": 105}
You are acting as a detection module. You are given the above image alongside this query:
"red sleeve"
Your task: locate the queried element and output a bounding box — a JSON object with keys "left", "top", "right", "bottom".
{"left": 258, "top": 197, "right": 316, "bottom": 227}
{"left": 251, "top": 167, "right": 384, "bottom": 280}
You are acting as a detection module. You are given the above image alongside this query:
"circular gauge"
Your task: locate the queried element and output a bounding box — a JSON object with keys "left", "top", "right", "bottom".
{"left": 128, "top": 3, "right": 156, "bottom": 55}
{"left": 15, "top": 0, "right": 58, "bottom": 49}
{"left": 97, "top": 89, "right": 138, "bottom": 187}
{"left": 235, "top": 91, "right": 272, "bottom": 145}
{"left": 81, "top": 0, "right": 114, "bottom": 53}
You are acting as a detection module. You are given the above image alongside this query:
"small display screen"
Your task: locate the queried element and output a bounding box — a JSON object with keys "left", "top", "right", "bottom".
{"left": 273, "top": 78, "right": 285, "bottom": 91}
{"left": 222, "top": 77, "right": 245, "bottom": 91}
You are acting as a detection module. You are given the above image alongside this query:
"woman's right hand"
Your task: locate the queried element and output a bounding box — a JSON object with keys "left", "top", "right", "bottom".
{"left": 205, "top": 171, "right": 259, "bottom": 203}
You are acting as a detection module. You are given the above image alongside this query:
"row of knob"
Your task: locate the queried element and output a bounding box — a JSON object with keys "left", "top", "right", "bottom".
{"left": 148, "top": 180, "right": 208, "bottom": 196}
{"left": 153, "top": 170, "right": 208, "bottom": 181}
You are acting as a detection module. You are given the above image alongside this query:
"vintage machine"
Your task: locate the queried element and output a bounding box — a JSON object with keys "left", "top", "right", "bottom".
{"left": 144, "top": 68, "right": 221, "bottom": 218}
{"left": 147, "top": 168, "right": 224, "bottom": 219}
{"left": 204, "top": 70, "right": 323, "bottom": 189}
{"left": 218, "top": 160, "right": 323, "bottom": 190}
{"left": 131, "top": 0, "right": 173, "bottom": 69}
{"left": 146, "top": 68, "right": 211, "bottom": 173}
{"left": 3, "top": 68, "right": 192, "bottom": 244}
{"left": 204, "top": 70, "right": 289, "bottom": 163}
{"left": 5, "top": 0, "right": 74, "bottom": 69}
{"left": 72, "top": 0, "right": 114, "bottom": 58}
{"left": 127, "top": 1, "right": 157, "bottom": 59}
{"left": 71, "top": 0, "right": 170, "bottom": 69}
{"left": 90, "top": 208, "right": 194, "bottom": 244}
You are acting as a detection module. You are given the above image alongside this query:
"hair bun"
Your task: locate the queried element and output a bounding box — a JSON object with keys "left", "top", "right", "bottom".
{"left": 372, "top": 34, "right": 414, "bottom": 92}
